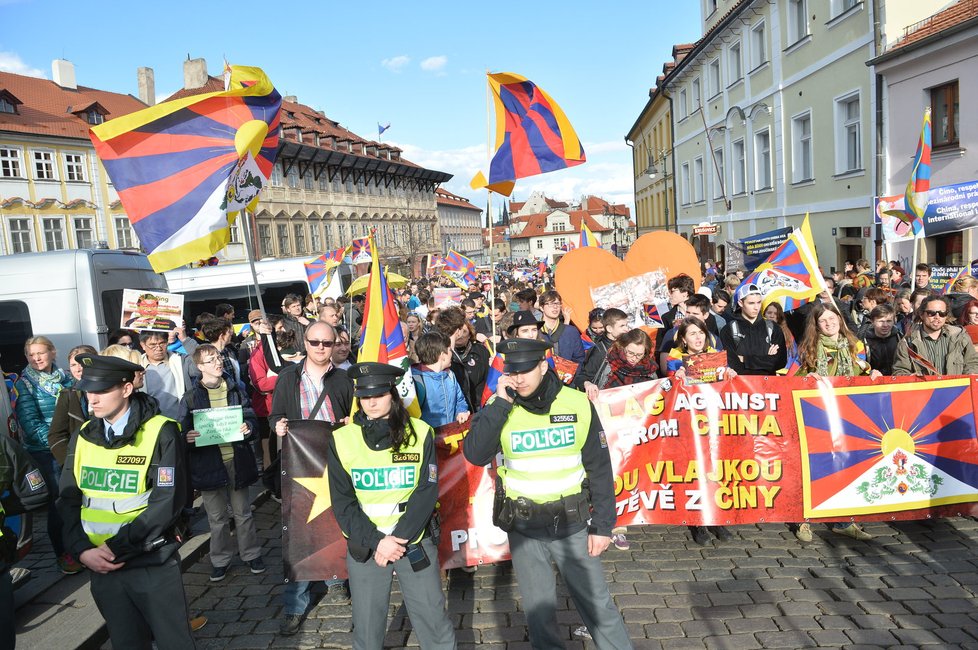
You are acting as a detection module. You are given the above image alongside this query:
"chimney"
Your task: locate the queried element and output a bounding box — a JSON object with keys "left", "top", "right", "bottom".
{"left": 137, "top": 67, "right": 156, "bottom": 106}
{"left": 183, "top": 57, "right": 208, "bottom": 89}
{"left": 283, "top": 95, "right": 297, "bottom": 104}
{"left": 52, "top": 59, "right": 77, "bottom": 90}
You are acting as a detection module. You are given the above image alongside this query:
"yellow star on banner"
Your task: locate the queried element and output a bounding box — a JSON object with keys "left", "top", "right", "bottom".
{"left": 294, "top": 468, "right": 332, "bottom": 523}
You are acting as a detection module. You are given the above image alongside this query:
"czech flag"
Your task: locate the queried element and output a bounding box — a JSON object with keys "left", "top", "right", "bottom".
{"left": 90, "top": 65, "right": 281, "bottom": 273}
{"left": 357, "top": 235, "right": 419, "bottom": 416}
{"left": 471, "top": 72, "right": 585, "bottom": 197}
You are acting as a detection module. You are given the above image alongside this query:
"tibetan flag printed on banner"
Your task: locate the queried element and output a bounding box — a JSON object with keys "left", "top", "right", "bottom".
{"left": 580, "top": 222, "right": 599, "bottom": 248}
{"left": 736, "top": 214, "right": 827, "bottom": 312}
{"left": 442, "top": 250, "right": 478, "bottom": 289}
{"left": 90, "top": 65, "right": 281, "bottom": 273}
{"left": 358, "top": 236, "right": 419, "bottom": 416}
{"left": 795, "top": 378, "right": 978, "bottom": 518}
{"left": 350, "top": 237, "right": 372, "bottom": 265}
{"left": 304, "top": 246, "right": 350, "bottom": 298}
{"left": 470, "top": 72, "right": 586, "bottom": 197}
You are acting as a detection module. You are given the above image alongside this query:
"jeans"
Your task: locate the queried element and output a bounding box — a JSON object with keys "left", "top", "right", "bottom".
{"left": 200, "top": 460, "right": 261, "bottom": 568}
{"left": 282, "top": 578, "right": 346, "bottom": 616}
{"left": 28, "top": 450, "right": 65, "bottom": 558}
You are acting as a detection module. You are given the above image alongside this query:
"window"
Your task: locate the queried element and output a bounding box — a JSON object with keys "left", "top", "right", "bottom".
{"left": 0, "top": 147, "right": 22, "bottom": 178}
{"left": 787, "top": 0, "right": 808, "bottom": 45}
{"left": 554, "top": 237, "right": 566, "bottom": 249}
{"left": 931, "top": 81, "right": 959, "bottom": 148}
{"left": 345, "top": 178, "right": 354, "bottom": 193}
{"left": 750, "top": 21, "right": 767, "bottom": 69}
{"left": 228, "top": 220, "right": 240, "bottom": 244}
{"left": 708, "top": 59, "right": 721, "bottom": 97}
{"left": 338, "top": 223, "right": 346, "bottom": 243}
{"left": 86, "top": 110, "right": 104, "bottom": 125}
{"left": 356, "top": 179, "right": 366, "bottom": 194}
{"left": 9, "top": 218, "right": 33, "bottom": 253}
{"left": 832, "top": 0, "right": 859, "bottom": 17}
{"left": 277, "top": 224, "right": 290, "bottom": 256}
{"left": 293, "top": 223, "right": 305, "bottom": 254}
{"left": 303, "top": 173, "right": 313, "bottom": 190}
{"left": 287, "top": 167, "right": 299, "bottom": 189}
{"left": 324, "top": 223, "right": 333, "bottom": 249}
{"left": 678, "top": 89, "right": 688, "bottom": 119}
{"left": 33, "top": 151, "right": 56, "bottom": 180}
{"left": 319, "top": 176, "right": 328, "bottom": 191}
{"left": 64, "top": 153, "right": 85, "bottom": 182}
{"left": 754, "top": 129, "right": 772, "bottom": 190}
{"left": 729, "top": 42, "right": 742, "bottom": 82}
{"left": 792, "top": 112, "right": 813, "bottom": 182}
{"left": 693, "top": 157, "right": 705, "bottom": 203}
{"left": 680, "top": 162, "right": 691, "bottom": 205}
{"left": 713, "top": 147, "right": 725, "bottom": 199}
{"left": 73, "top": 216, "right": 93, "bottom": 248}
{"left": 42, "top": 217, "right": 65, "bottom": 251}
{"left": 0, "top": 97, "right": 16, "bottom": 114}
{"left": 258, "top": 224, "right": 272, "bottom": 257}
{"left": 310, "top": 223, "right": 321, "bottom": 251}
{"left": 270, "top": 163, "right": 283, "bottom": 186}
{"left": 691, "top": 78, "right": 701, "bottom": 111}
{"left": 114, "top": 216, "right": 135, "bottom": 248}
{"left": 836, "top": 94, "right": 861, "bottom": 172}
{"left": 536, "top": 239, "right": 544, "bottom": 250}
{"left": 332, "top": 177, "right": 341, "bottom": 193}
{"left": 0, "top": 301, "right": 33, "bottom": 367}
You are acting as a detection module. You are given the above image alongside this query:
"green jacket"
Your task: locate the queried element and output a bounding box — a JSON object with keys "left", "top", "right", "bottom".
{"left": 892, "top": 324, "right": 978, "bottom": 376}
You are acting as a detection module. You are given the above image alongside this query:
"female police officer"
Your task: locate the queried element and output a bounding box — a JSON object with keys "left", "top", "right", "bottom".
{"left": 326, "top": 361, "right": 456, "bottom": 649}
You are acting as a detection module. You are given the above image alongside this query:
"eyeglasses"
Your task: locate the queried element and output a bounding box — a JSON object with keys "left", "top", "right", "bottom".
{"left": 200, "top": 357, "right": 222, "bottom": 365}
{"left": 144, "top": 341, "right": 167, "bottom": 348}
{"left": 306, "top": 339, "right": 335, "bottom": 348}
{"left": 250, "top": 319, "right": 262, "bottom": 324}
{"left": 924, "top": 310, "right": 948, "bottom": 318}
{"left": 623, "top": 349, "right": 646, "bottom": 361}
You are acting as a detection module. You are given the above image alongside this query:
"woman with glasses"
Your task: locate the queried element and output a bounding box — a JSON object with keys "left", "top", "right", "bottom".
{"left": 798, "top": 302, "right": 881, "bottom": 541}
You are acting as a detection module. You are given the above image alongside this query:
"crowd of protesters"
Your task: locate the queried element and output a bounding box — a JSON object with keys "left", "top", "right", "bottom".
{"left": 6, "top": 254, "right": 978, "bottom": 646}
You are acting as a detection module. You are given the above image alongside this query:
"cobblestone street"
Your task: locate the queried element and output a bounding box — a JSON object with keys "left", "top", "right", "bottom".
{"left": 172, "top": 498, "right": 978, "bottom": 649}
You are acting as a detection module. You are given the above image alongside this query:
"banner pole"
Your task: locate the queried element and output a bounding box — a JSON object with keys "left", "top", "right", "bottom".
{"left": 485, "top": 70, "right": 498, "bottom": 347}
{"left": 241, "top": 208, "right": 268, "bottom": 317}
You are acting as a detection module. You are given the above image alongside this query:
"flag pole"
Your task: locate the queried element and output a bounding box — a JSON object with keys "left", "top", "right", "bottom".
{"left": 240, "top": 208, "right": 268, "bottom": 317}
{"left": 484, "top": 70, "right": 498, "bottom": 346}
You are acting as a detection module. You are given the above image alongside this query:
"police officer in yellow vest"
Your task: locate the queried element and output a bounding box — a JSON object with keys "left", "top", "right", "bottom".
{"left": 327, "top": 362, "right": 455, "bottom": 650}
{"left": 57, "top": 354, "right": 195, "bottom": 649}
{"left": 465, "top": 339, "right": 632, "bottom": 649}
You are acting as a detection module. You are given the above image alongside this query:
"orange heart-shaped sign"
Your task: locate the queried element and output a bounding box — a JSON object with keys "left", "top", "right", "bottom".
{"left": 555, "top": 231, "right": 699, "bottom": 330}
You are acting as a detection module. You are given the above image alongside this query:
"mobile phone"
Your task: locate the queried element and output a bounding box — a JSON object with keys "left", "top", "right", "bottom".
{"left": 405, "top": 543, "right": 430, "bottom": 571}
{"left": 506, "top": 387, "right": 517, "bottom": 399}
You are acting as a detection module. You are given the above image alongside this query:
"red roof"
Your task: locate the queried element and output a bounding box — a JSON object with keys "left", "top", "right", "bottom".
{"left": 435, "top": 187, "right": 482, "bottom": 212}
{"left": 583, "top": 195, "right": 631, "bottom": 217}
{"left": 890, "top": 0, "right": 978, "bottom": 51}
{"left": 509, "top": 200, "right": 525, "bottom": 213}
{"left": 509, "top": 210, "right": 611, "bottom": 240}
{"left": 485, "top": 226, "right": 509, "bottom": 244}
{"left": 0, "top": 70, "right": 147, "bottom": 140}
{"left": 165, "top": 76, "right": 416, "bottom": 166}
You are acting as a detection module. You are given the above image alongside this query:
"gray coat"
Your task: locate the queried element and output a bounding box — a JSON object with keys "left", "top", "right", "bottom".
{"left": 892, "top": 324, "right": 978, "bottom": 376}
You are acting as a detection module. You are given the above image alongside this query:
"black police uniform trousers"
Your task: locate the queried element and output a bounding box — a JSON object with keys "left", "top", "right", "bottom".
{"left": 90, "top": 556, "right": 195, "bottom": 650}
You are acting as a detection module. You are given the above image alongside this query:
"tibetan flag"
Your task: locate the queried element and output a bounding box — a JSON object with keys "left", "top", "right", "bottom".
{"left": 942, "top": 267, "right": 970, "bottom": 295}
{"left": 795, "top": 378, "right": 978, "bottom": 519}
{"left": 736, "top": 214, "right": 827, "bottom": 312}
{"left": 580, "top": 222, "right": 599, "bottom": 248}
{"left": 537, "top": 261, "right": 547, "bottom": 276}
{"left": 903, "top": 108, "right": 931, "bottom": 238}
{"left": 442, "top": 250, "right": 478, "bottom": 289}
{"left": 90, "top": 65, "right": 281, "bottom": 273}
{"left": 358, "top": 236, "right": 419, "bottom": 416}
{"left": 305, "top": 245, "right": 350, "bottom": 298}
{"left": 471, "top": 72, "right": 586, "bottom": 196}
{"left": 643, "top": 302, "right": 665, "bottom": 328}
{"left": 481, "top": 353, "right": 506, "bottom": 406}
{"left": 350, "top": 238, "right": 372, "bottom": 264}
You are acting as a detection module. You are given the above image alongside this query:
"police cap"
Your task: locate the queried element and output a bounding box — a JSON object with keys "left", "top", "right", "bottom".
{"left": 498, "top": 338, "right": 552, "bottom": 373}
{"left": 506, "top": 310, "right": 544, "bottom": 335}
{"left": 348, "top": 362, "right": 405, "bottom": 398}
{"left": 75, "top": 354, "right": 143, "bottom": 392}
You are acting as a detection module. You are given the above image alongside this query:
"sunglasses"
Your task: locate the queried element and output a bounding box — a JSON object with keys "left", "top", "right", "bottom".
{"left": 306, "top": 339, "right": 335, "bottom": 348}
{"left": 924, "top": 310, "right": 948, "bottom": 317}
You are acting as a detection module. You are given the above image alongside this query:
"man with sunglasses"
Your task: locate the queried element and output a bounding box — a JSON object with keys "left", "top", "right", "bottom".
{"left": 269, "top": 321, "right": 354, "bottom": 634}
{"left": 893, "top": 295, "right": 978, "bottom": 376}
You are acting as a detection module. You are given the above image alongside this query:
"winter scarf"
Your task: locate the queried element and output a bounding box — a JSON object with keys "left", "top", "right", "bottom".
{"left": 815, "top": 334, "right": 854, "bottom": 377}
{"left": 21, "top": 364, "right": 71, "bottom": 399}
{"left": 603, "top": 346, "right": 657, "bottom": 388}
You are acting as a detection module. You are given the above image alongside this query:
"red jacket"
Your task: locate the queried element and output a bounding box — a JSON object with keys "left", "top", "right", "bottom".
{"left": 248, "top": 340, "right": 278, "bottom": 417}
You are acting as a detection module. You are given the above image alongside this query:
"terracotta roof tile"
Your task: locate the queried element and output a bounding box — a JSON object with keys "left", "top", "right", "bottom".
{"left": 0, "top": 70, "right": 146, "bottom": 140}
{"left": 435, "top": 187, "right": 483, "bottom": 212}
{"left": 508, "top": 210, "right": 612, "bottom": 240}
{"left": 890, "top": 0, "right": 978, "bottom": 51}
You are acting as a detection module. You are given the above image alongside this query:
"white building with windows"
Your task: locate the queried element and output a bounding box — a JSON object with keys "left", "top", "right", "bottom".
{"left": 659, "top": 0, "right": 944, "bottom": 271}
{"left": 0, "top": 60, "right": 145, "bottom": 256}
{"left": 435, "top": 187, "right": 485, "bottom": 263}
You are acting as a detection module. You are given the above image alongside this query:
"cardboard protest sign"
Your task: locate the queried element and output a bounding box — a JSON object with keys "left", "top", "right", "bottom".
{"left": 121, "top": 289, "right": 184, "bottom": 332}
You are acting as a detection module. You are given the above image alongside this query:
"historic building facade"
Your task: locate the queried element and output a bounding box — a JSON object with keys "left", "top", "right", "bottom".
{"left": 435, "top": 187, "right": 485, "bottom": 264}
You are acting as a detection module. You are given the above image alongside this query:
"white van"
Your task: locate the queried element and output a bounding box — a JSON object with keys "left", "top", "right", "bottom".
{"left": 0, "top": 249, "right": 167, "bottom": 366}
{"left": 164, "top": 256, "right": 350, "bottom": 327}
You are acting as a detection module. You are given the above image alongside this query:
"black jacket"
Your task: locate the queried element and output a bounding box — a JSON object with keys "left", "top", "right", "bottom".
{"left": 451, "top": 342, "right": 490, "bottom": 412}
{"left": 179, "top": 377, "right": 259, "bottom": 491}
{"left": 57, "top": 392, "right": 187, "bottom": 567}
{"left": 574, "top": 336, "right": 611, "bottom": 388}
{"left": 268, "top": 362, "right": 354, "bottom": 429}
{"left": 1, "top": 434, "right": 49, "bottom": 569}
{"left": 720, "top": 315, "right": 787, "bottom": 376}
{"left": 863, "top": 328, "right": 902, "bottom": 375}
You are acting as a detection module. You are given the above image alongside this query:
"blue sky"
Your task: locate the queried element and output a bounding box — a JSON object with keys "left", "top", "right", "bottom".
{"left": 1, "top": 0, "right": 702, "bottom": 215}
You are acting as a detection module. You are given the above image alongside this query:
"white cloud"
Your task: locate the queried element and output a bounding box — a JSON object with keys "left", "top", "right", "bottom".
{"left": 381, "top": 55, "right": 410, "bottom": 73}
{"left": 420, "top": 56, "right": 447, "bottom": 73}
{"left": 0, "top": 51, "right": 46, "bottom": 78}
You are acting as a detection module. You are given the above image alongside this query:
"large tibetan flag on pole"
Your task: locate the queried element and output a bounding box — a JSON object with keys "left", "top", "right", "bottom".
{"left": 470, "top": 72, "right": 586, "bottom": 197}
{"left": 304, "top": 245, "right": 350, "bottom": 298}
{"left": 441, "top": 250, "right": 478, "bottom": 289}
{"left": 580, "top": 222, "right": 599, "bottom": 248}
{"left": 90, "top": 65, "right": 282, "bottom": 273}
{"left": 903, "top": 107, "right": 932, "bottom": 238}
{"left": 357, "top": 235, "right": 420, "bottom": 416}
{"left": 735, "top": 214, "right": 827, "bottom": 312}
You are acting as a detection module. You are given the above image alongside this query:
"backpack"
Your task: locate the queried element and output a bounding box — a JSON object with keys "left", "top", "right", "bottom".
{"left": 727, "top": 319, "right": 775, "bottom": 353}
